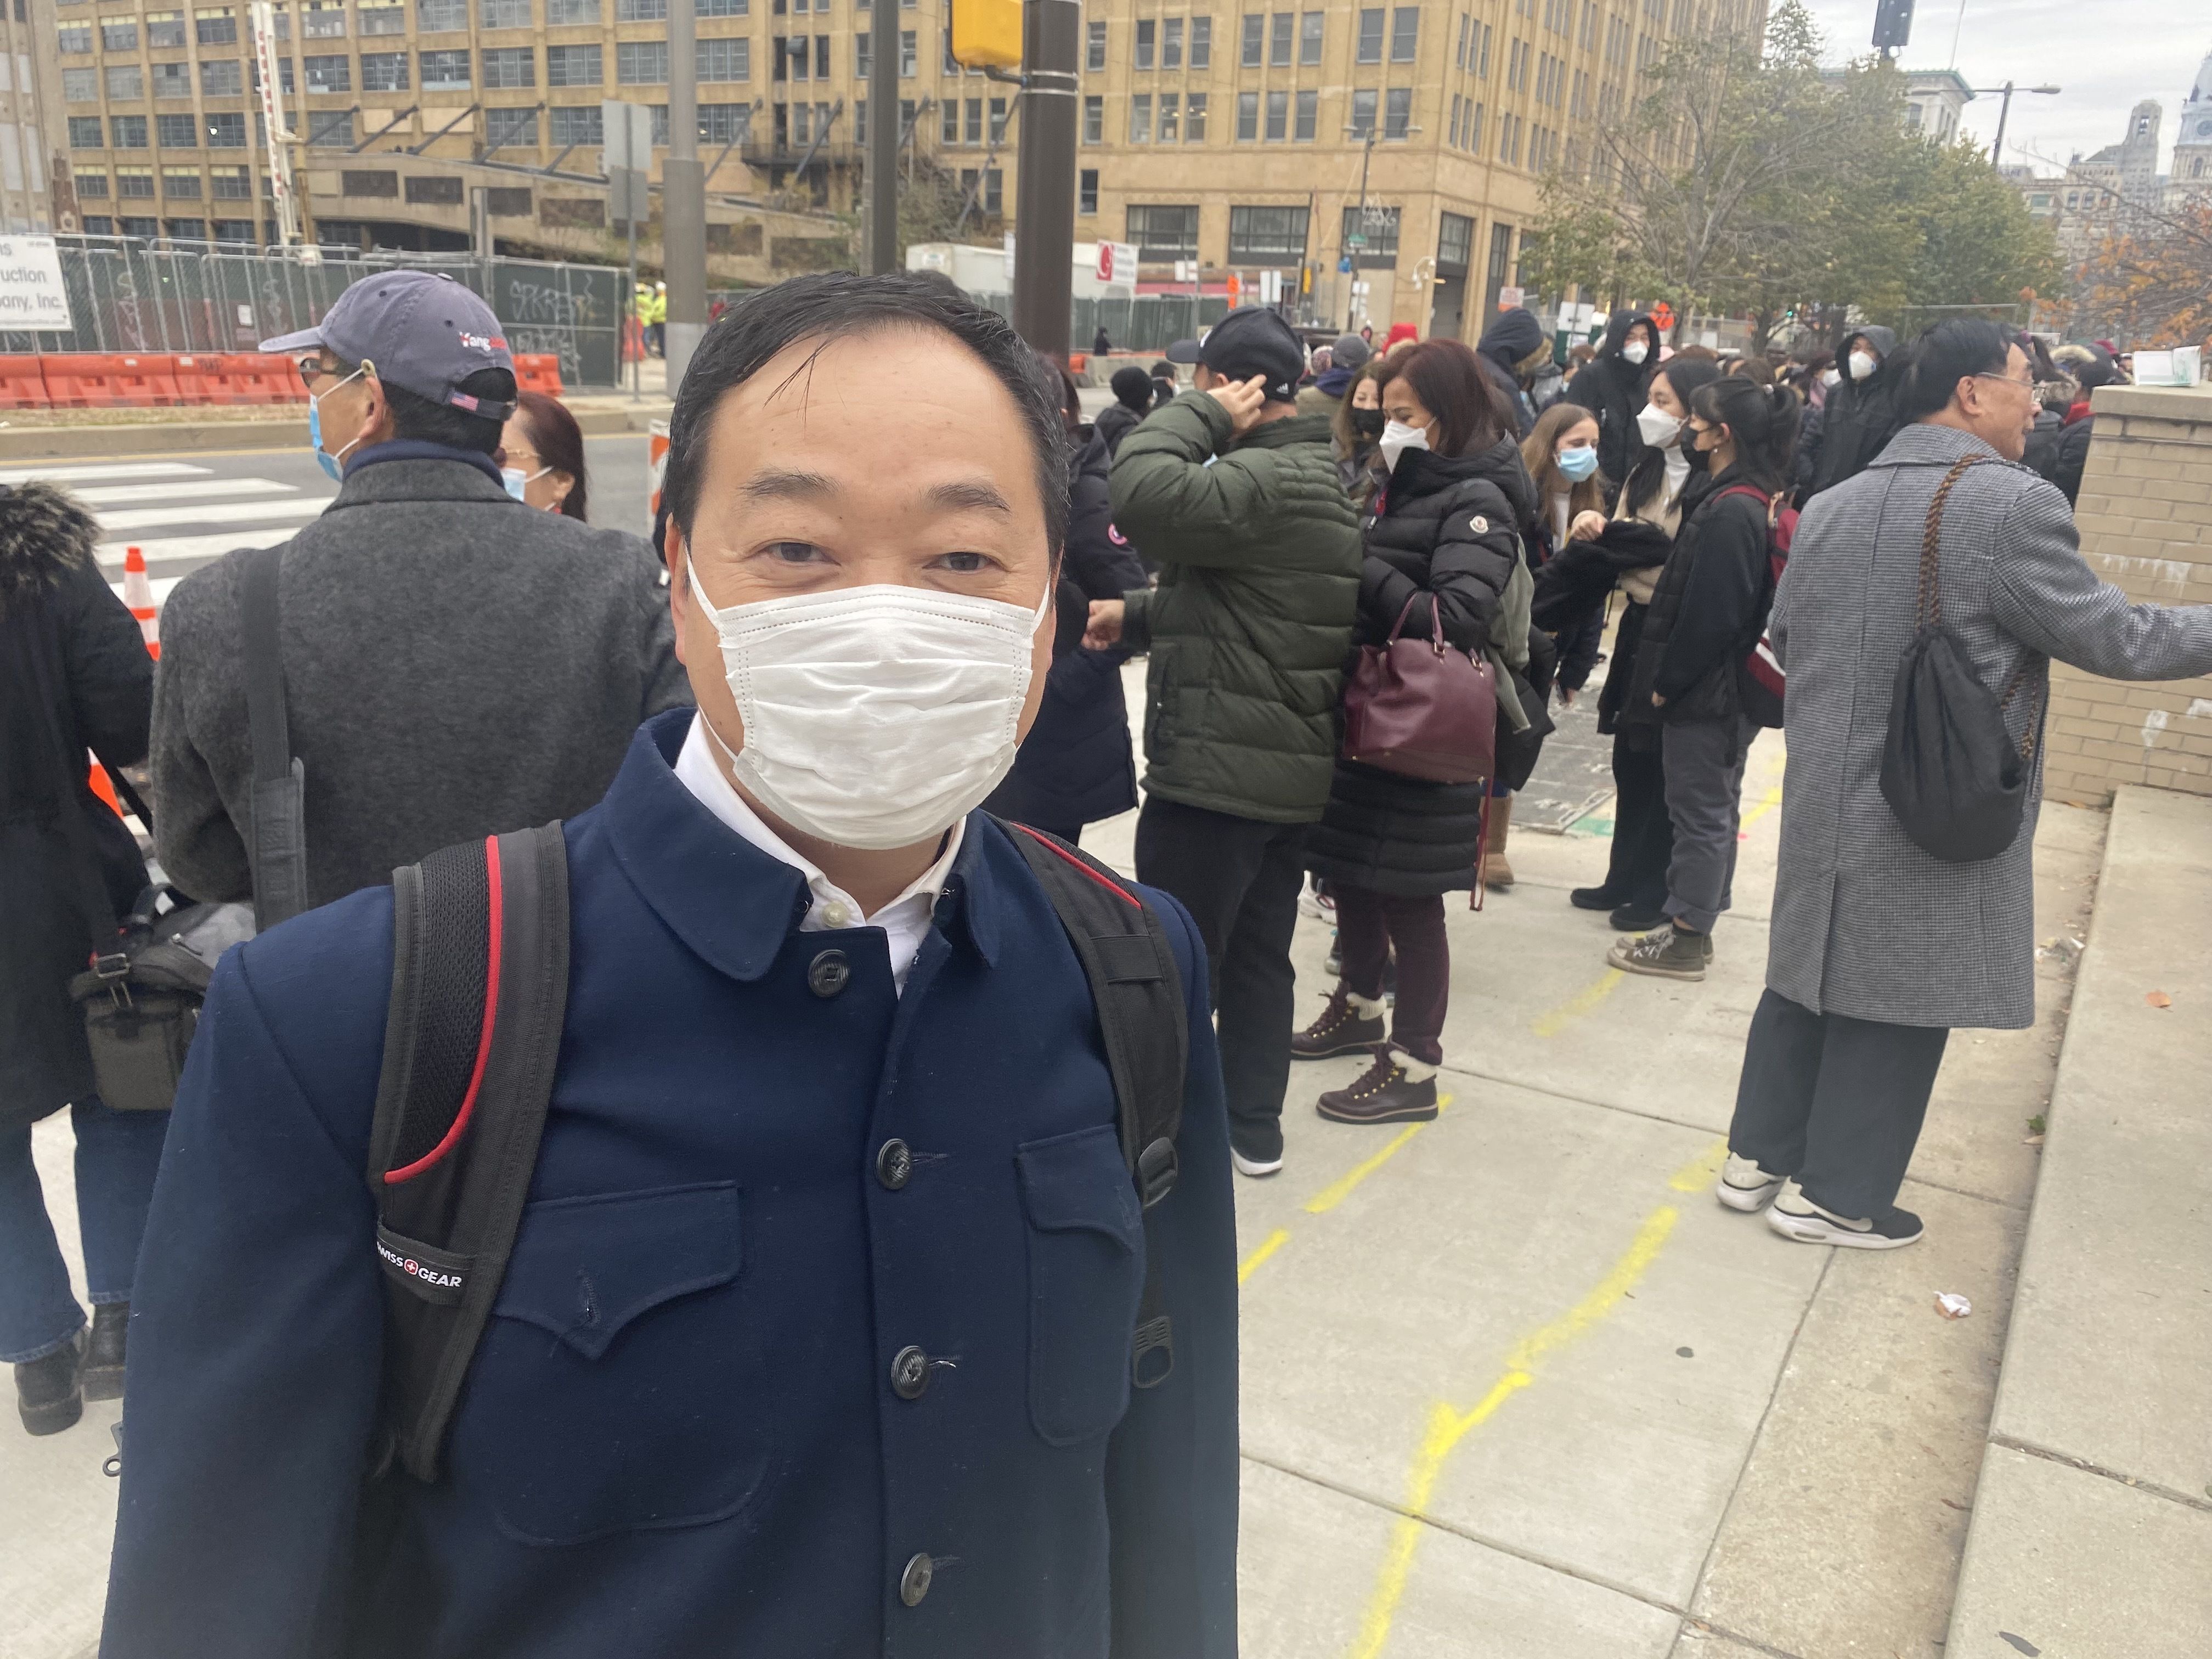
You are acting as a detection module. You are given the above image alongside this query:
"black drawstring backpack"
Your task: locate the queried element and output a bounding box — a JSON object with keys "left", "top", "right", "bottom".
{"left": 1880, "top": 455, "right": 2042, "bottom": 862}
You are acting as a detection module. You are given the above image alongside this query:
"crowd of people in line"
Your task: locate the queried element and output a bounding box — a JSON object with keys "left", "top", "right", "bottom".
{"left": 4, "top": 262, "right": 2211, "bottom": 1656}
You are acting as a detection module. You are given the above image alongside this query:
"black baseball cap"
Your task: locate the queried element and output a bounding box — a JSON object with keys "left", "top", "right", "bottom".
{"left": 262, "top": 270, "right": 517, "bottom": 422}
{"left": 1164, "top": 307, "right": 1306, "bottom": 403}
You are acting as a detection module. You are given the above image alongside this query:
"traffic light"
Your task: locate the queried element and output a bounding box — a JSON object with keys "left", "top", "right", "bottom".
{"left": 1871, "top": 0, "right": 1914, "bottom": 55}
{"left": 950, "top": 0, "right": 1023, "bottom": 70}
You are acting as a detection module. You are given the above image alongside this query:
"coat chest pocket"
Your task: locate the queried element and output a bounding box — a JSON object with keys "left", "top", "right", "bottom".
{"left": 454, "top": 1182, "right": 770, "bottom": 1547}
{"left": 1018, "top": 1125, "right": 1145, "bottom": 1447}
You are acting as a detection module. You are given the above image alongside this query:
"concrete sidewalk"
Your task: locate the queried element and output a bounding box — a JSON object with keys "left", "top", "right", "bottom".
{"left": 2, "top": 699, "right": 2108, "bottom": 1659}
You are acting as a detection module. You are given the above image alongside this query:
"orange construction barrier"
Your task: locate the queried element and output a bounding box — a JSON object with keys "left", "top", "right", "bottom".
{"left": 1067, "top": 353, "right": 1088, "bottom": 375}
{"left": 171, "top": 353, "right": 220, "bottom": 403}
{"left": 41, "top": 353, "right": 131, "bottom": 407}
{"left": 110, "top": 354, "right": 183, "bottom": 405}
{"left": 211, "top": 353, "right": 303, "bottom": 404}
{"left": 513, "top": 353, "right": 566, "bottom": 398}
{"left": 282, "top": 357, "right": 311, "bottom": 400}
{"left": 122, "top": 545, "right": 161, "bottom": 658}
{"left": 0, "top": 356, "right": 50, "bottom": 409}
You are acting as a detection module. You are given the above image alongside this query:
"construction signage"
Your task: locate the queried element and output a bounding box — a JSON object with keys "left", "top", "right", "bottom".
{"left": 0, "top": 236, "right": 73, "bottom": 331}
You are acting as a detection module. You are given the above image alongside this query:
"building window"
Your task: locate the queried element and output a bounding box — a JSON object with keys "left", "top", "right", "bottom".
{"left": 1240, "top": 13, "right": 1261, "bottom": 67}
{"left": 303, "top": 53, "right": 351, "bottom": 92}
{"left": 617, "top": 0, "right": 666, "bottom": 13}
{"left": 1384, "top": 85, "right": 1410, "bottom": 138}
{"left": 62, "top": 68, "right": 98, "bottom": 103}
{"left": 343, "top": 167, "right": 399, "bottom": 195}
{"left": 1079, "top": 167, "right": 1097, "bottom": 214}
{"left": 1082, "top": 93, "right": 1101, "bottom": 142}
{"left": 211, "top": 164, "right": 253, "bottom": 196}
{"left": 1355, "top": 6, "right": 1382, "bottom": 62}
{"left": 698, "top": 37, "right": 747, "bottom": 79}
{"left": 82, "top": 217, "right": 117, "bottom": 236}
{"left": 248, "top": 55, "right": 295, "bottom": 95}
{"left": 1341, "top": 202, "right": 1398, "bottom": 261}
{"left": 1187, "top": 91, "right": 1206, "bottom": 140}
{"left": 361, "top": 52, "right": 410, "bottom": 90}
{"left": 1389, "top": 4, "right": 1418, "bottom": 60}
{"left": 482, "top": 0, "right": 530, "bottom": 24}
{"left": 1350, "top": 87, "right": 1375, "bottom": 136}
{"left": 698, "top": 102, "right": 748, "bottom": 141}
{"left": 67, "top": 116, "right": 104, "bottom": 148}
{"left": 988, "top": 94, "right": 1007, "bottom": 140}
{"left": 108, "top": 64, "right": 145, "bottom": 101}
{"left": 205, "top": 112, "right": 248, "bottom": 146}
{"left": 77, "top": 171, "right": 110, "bottom": 198}
{"left": 616, "top": 40, "right": 668, "bottom": 82}
{"left": 144, "top": 9, "right": 187, "bottom": 46}
{"left": 1268, "top": 10, "right": 1290, "bottom": 65}
{"left": 212, "top": 218, "right": 256, "bottom": 241}
{"left": 117, "top": 216, "right": 161, "bottom": 237}
{"left": 900, "top": 29, "right": 915, "bottom": 75}
{"left": 1299, "top": 8, "right": 1322, "bottom": 63}
{"left": 854, "top": 31, "right": 868, "bottom": 75}
{"left": 1236, "top": 89, "right": 1257, "bottom": 140}
{"left": 58, "top": 25, "right": 93, "bottom": 53}
{"left": 1126, "top": 202, "right": 1197, "bottom": 259}
{"left": 1190, "top": 15, "right": 1211, "bottom": 67}
{"left": 483, "top": 46, "right": 534, "bottom": 86}
{"left": 115, "top": 165, "right": 157, "bottom": 196}
{"left": 1086, "top": 19, "right": 1105, "bottom": 71}
{"left": 1130, "top": 93, "right": 1151, "bottom": 143}
{"left": 303, "top": 1, "right": 345, "bottom": 36}
{"left": 308, "top": 111, "right": 354, "bottom": 144}
{"left": 1264, "top": 88, "right": 1286, "bottom": 140}
{"left": 420, "top": 48, "right": 472, "bottom": 88}
{"left": 1293, "top": 87, "right": 1315, "bottom": 140}
{"left": 102, "top": 16, "right": 139, "bottom": 48}
{"left": 1135, "top": 19, "right": 1154, "bottom": 69}
{"left": 1158, "top": 91, "right": 1178, "bottom": 141}
{"left": 166, "top": 217, "right": 207, "bottom": 239}
{"left": 484, "top": 185, "right": 532, "bottom": 214}
{"left": 358, "top": 2, "right": 407, "bottom": 32}
{"left": 940, "top": 98, "right": 958, "bottom": 141}
{"left": 162, "top": 167, "right": 202, "bottom": 198}
{"left": 545, "top": 43, "right": 601, "bottom": 83}
{"left": 545, "top": 0, "right": 597, "bottom": 20}
{"left": 1163, "top": 16, "right": 1182, "bottom": 68}
{"left": 156, "top": 112, "right": 198, "bottom": 146}
{"left": 1228, "top": 202, "right": 1307, "bottom": 261}
{"left": 405, "top": 174, "right": 465, "bottom": 204}
{"left": 417, "top": 0, "right": 465, "bottom": 27}
{"left": 549, "top": 103, "right": 602, "bottom": 144}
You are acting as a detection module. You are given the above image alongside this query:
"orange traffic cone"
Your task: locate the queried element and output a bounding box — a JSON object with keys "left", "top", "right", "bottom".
{"left": 123, "top": 544, "right": 159, "bottom": 658}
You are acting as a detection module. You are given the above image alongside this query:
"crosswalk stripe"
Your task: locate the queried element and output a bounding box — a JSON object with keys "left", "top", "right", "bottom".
{"left": 0, "top": 461, "right": 212, "bottom": 486}
{"left": 74, "top": 477, "right": 301, "bottom": 506}
{"left": 97, "top": 528, "right": 299, "bottom": 567}
{"left": 95, "top": 498, "right": 333, "bottom": 532}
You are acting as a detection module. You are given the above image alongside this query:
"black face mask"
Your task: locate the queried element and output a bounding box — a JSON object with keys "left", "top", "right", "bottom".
{"left": 1351, "top": 408, "right": 1387, "bottom": 440}
{"left": 1682, "top": 442, "right": 1712, "bottom": 473}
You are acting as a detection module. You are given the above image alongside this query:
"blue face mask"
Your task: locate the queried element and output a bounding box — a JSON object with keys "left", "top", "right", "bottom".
{"left": 1556, "top": 443, "right": 1599, "bottom": 482}
{"left": 307, "top": 363, "right": 368, "bottom": 481}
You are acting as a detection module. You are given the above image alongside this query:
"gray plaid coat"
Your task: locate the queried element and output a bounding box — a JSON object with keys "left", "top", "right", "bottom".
{"left": 1767, "top": 422, "right": 2212, "bottom": 1029}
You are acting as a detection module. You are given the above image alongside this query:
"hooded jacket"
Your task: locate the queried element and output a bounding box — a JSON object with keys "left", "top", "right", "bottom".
{"left": 1476, "top": 308, "right": 1548, "bottom": 439}
{"left": 1624, "top": 464, "right": 1775, "bottom": 724}
{"left": 1564, "top": 310, "right": 1656, "bottom": 492}
{"left": 1801, "top": 326, "right": 1900, "bottom": 501}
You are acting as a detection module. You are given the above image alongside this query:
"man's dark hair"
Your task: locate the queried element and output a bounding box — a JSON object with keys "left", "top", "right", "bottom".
{"left": 1893, "top": 319, "right": 2013, "bottom": 423}
{"left": 1375, "top": 337, "right": 1507, "bottom": 458}
{"left": 661, "top": 271, "right": 1068, "bottom": 555}
{"left": 1692, "top": 376, "right": 1800, "bottom": 493}
{"left": 380, "top": 365, "right": 515, "bottom": 454}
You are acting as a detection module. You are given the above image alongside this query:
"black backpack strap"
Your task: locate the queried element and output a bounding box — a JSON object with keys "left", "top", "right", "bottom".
{"left": 368, "top": 822, "right": 571, "bottom": 1482}
{"left": 994, "top": 818, "right": 1187, "bottom": 1390}
{"left": 240, "top": 542, "right": 311, "bottom": 930}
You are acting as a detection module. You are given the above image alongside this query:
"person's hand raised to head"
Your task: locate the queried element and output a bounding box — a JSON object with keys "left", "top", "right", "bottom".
{"left": 1202, "top": 374, "right": 1269, "bottom": 436}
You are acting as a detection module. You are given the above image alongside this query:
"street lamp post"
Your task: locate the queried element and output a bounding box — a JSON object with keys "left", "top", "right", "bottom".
{"left": 1972, "top": 81, "right": 2061, "bottom": 169}
{"left": 1344, "top": 123, "right": 1378, "bottom": 331}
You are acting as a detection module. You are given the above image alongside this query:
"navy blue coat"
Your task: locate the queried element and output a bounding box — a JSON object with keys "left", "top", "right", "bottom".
{"left": 103, "top": 710, "right": 1238, "bottom": 1659}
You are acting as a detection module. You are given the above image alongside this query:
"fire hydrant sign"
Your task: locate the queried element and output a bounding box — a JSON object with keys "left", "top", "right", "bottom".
{"left": 0, "top": 236, "right": 73, "bottom": 330}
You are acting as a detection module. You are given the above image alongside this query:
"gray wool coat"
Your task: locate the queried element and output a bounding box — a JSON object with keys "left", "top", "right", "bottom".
{"left": 1767, "top": 422, "right": 2212, "bottom": 1029}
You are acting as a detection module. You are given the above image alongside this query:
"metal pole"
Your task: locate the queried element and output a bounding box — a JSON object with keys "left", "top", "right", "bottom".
{"left": 628, "top": 214, "right": 639, "bottom": 402}
{"left": 866, "top": 0, "right": 898, "bottom": 272}
{"left": 664, "top": 0, "right": 707, "bottom": 388}
{"left": 1989, "top": 81, "right": 2015, "bottom": 167}
{"left": 1009, "top": 0, "right": 1080, "bottom": 357}
{"left": 1347, "top": 126, "right": 1375, "bottom": 330}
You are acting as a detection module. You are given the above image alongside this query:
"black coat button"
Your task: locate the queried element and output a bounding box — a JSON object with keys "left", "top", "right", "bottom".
{"left": 890, "top": 1344, "right": 930, "bottom": 1400}
{"left": 899, "top": 1551, "right": 934, "bottom": 1606}
{"left": 876, "top": 1138, "right": 912, "bottom": 1190}
{"left": 806, "top": 949, "right": 850, "bottom": 998}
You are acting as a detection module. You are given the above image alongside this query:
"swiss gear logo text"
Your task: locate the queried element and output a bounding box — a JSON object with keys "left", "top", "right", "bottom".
{"left": 378, "top": 1235, "right": 463, "bottom": 1291}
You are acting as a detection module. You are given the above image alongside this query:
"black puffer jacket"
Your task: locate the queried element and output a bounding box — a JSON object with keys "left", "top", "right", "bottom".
{"left": 1, "top": 483, "right": 154, "bottom": 1127}
{"left": 1093, "top": 399, "right": 1143, "bottom": 459}
{"left": 1564, "top": 310, "right": 1656, "bottom": 492}
{"left": 1624, "top": 465, "right": 1774, "bottom": 725}
{"left": 1802, "top": 326, "right": 1900, "bottom": 501}
{"left": 1476, "top": 308, "right": 1547, "bottom": 439}
{"left": 1306, "top": 437, "right": 1537, "bottom": 896}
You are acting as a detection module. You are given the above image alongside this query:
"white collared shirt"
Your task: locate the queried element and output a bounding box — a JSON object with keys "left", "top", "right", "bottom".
{"left": 672, "top": 713, "right": 964, "bottom": 995}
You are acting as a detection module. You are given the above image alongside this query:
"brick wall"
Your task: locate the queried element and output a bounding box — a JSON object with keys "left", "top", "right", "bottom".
{"left": 2042, "top": 383, "right": 2212, "bottom": 807}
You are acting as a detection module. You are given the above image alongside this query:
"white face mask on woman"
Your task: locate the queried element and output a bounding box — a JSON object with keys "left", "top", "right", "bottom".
{"left": 686, "top": 567, "right": 1047, "bottom": 850}
{"left": 1376, "top": 419, "right": 1430, "bottom": 472}
{"left": 1635, "top": 403, "right": 1683, "bottom": 449}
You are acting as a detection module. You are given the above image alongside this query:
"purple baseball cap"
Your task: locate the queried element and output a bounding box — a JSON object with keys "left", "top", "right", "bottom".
{"left": 261, "top": 269, "right": 517, "bottom": 421}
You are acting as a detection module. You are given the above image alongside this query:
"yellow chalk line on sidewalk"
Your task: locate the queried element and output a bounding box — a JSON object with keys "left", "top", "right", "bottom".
{"left": 1740, "top": 782, "right": 1784, "bottom": 833}
{"left": 1237, "top": 1096, "right": 1455, "bottom": 1286}
{"left": 1530, "top": 968, "right": 1623, "bottom": 1037}
{"left": 1342, "top": 1142, "right": 1723, "bottom": 1659}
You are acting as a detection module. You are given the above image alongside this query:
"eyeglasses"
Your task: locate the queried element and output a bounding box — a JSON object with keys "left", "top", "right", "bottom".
{"left": 297, "top": 356, "right": 372, "bottom": 388}
{"left": 1970, "top": 371, "right": 2035, "bottom": 391}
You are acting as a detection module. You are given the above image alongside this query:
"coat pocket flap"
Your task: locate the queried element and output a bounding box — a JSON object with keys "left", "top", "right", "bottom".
{"left": 493, "top": 1182, "right": 741, "bottom": 1360}
{"left": 1017, "top": 1124, "right": 1141, "bottom": 1242}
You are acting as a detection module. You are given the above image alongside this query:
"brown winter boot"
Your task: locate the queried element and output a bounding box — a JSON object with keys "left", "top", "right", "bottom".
{"left": 1482, "top": 793, "right": 1515, "bottom": 890}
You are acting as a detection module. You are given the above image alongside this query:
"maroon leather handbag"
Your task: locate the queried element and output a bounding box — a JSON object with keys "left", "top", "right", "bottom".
{"left": 1339, "top": 594, "right": 1498, "bottom": 784}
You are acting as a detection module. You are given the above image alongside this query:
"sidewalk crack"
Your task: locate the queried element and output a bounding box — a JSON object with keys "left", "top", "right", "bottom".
{"left": 1986, "top": 1434, "right": 2212, "bottom": 1514}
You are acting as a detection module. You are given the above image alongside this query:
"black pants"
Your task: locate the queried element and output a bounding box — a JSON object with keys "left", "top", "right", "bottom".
{"left": 1728, "top": 989, "right": 1951, "bottom": 1220}
{"left": 1135, "top": 794, "right": 1306, "bottom": 1161}
{"left": 1602, "top": 734, "right": 1673, "bottom": 911}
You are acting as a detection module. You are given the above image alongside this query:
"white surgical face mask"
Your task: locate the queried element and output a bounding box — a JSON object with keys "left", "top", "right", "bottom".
{"left": 1849, "top": 350, "right": 1878, "bottom": 381}
{"left": 687, "top": 566, "right": 1047, "bottom": 851}
{"left": 1621, "top": 340, "right": 1650, "bottom": 366}
{"left": 1820, "top": 367, "right": 1842, "bottom": 388}
{"left": 1377, "top": 419, "right": 1430, "bottom": 472}
{"left": 1636, "top": 402, "right": 1682, "bottom": 449}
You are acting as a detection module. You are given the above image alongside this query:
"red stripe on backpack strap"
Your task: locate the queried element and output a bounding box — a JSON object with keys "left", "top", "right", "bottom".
{"left": 383, "top": 835, "right": 506, "bottom": 1186}
{"left": 1009, "top": 822, "right": 1142, "bottom": 909}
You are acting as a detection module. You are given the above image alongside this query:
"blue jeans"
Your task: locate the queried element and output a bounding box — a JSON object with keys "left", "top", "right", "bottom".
{"left": 1, "top": 1100, "right": 170, "bottom": 1363}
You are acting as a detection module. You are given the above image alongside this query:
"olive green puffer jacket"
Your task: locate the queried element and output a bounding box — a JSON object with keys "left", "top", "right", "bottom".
{"left": 1109, "top": 393, "right": 1362, "bottom": 823}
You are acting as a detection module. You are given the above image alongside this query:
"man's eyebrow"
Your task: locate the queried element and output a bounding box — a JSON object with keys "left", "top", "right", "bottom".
{"left": 926, "top": 479, "right": 1012, "bottom": 515}
{"left": 737, "top": 467, "right": 836, "bottom": 502}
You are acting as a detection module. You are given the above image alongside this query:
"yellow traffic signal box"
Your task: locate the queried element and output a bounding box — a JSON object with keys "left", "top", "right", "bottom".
{"left": 950, "top": 0, "right": 1023, "bottom": 70}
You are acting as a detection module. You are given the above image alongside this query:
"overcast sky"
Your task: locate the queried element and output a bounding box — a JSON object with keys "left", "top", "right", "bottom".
{"left": 1796, "top": 0, "right": 2210, "bottom": 178}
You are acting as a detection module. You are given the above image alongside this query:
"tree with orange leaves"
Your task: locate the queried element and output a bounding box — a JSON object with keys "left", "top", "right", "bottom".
{"left": 2075, "top": 199, "right": 2212, "bottom": 348}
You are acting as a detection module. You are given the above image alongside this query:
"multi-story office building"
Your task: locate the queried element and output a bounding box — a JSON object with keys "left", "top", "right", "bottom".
{"left": 0, "top": 1, "right": 60, "bottom": 232}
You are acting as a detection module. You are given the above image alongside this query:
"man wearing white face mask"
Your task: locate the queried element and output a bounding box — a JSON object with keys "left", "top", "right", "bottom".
{"left": 106, "top": 273, "right": 1239, "bottom": 1659}
{"left": 1798, "top": 325, "right": 1900, "bottom": 503}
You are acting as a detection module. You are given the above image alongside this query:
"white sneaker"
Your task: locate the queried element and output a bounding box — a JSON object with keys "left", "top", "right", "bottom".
{"left": 1297, "top": 886, "right": 1334, "bottom": 920}
{"left": 1716, "top": 1153, "right": 1785, "bottom": 1212}
{"left": 1231, "top": 1146, "right": 1284, "bottom": 1178}
{"left": 1764, "top": 1180, "right": 1924, "bottom": 1249}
